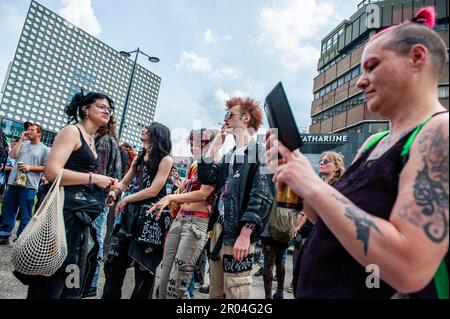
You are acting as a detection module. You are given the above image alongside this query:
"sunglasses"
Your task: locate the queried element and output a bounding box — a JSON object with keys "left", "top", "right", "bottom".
{"left": 319, "top": 159, "right": 331, "bottom": 165}
{"left": 224, "top": 111, "right": 240, "bottom": 120}
{"left": 190, "top": 139, "right": 210, "bottom": 147}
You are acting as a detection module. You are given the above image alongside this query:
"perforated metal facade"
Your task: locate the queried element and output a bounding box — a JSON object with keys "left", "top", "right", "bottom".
{"left": 0, "top": 1, "right": 160, "bottom": 147}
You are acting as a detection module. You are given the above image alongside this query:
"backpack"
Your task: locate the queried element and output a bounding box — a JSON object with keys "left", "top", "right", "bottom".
{"left": 362, "top": 112, "right": 449, "bottom": 299}
{"left": 0, "top": 127, "right": 9, "bottom": 173}
{"left": 268, "top": 197, "right": 296, "bottom": 243}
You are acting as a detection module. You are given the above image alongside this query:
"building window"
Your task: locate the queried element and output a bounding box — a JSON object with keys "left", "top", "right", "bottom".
{"left": 313, "top": 65, "right": 361, "bottom": 100}
{"left": 438, "top": 85, "right": 449, "bottom": 99}
{"left": 312, "top": 92, "right": 364, "bottom": 123}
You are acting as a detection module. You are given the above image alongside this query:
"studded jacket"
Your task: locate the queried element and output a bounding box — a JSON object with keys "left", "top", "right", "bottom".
{"left": 198, "top": 139, "right": 275, "bottom": 246}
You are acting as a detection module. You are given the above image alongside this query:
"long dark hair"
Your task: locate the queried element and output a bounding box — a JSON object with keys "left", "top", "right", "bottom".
{"left": 134, "top": 122, "right": 172, "bottom": 173}
{"left": 95, "top": 114, "right": 119, "bottom": 143}
{"left": 65, "top": 91, "right": 114, "bottom": 124}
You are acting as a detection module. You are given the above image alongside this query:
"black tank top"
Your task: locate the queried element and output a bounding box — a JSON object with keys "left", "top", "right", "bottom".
{"left": 63, "top": 126, "right": 102, "bottom": 213}
{"left": 64, "top": 126, "right": 97, "bottom": 173}
{"left": 295, "top": 112, "right": 448, "bottom": 299}
{"left": 132, "top": 149, "right": 167, "bottom": 206}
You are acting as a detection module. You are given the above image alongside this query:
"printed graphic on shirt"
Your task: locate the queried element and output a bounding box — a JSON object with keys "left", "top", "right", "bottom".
{"left": 135, "top": 211, "right": 172, "bottom": 247}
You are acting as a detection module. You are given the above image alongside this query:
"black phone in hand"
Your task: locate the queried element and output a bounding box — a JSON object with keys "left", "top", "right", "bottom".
{"left": 264, "top": 82, "right": 303, "bottom": 152}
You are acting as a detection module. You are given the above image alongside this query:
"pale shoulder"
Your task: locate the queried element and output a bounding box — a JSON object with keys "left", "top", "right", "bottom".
{"left": 160, "top": 155, "right": 174, "bottom": 167}
{"left": 52, "top": 125, "right": 80, "bottom": 146}
{"left": 57, "top": 124, "right": 81, "bottom": 138}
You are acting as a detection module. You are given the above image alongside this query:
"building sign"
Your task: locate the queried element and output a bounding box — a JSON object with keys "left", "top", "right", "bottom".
{"left": 301, "top": 134, "right": 348, "bottom": 144}
{"left": 366, "top": 3, "right": 381, "bottom": 29}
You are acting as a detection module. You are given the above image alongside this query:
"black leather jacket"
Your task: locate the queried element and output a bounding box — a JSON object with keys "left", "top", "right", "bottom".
{"left": 198, "top": 140, "right": 275, "bottom": 246}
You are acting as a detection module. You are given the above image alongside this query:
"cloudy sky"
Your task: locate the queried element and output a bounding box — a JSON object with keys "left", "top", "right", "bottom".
{"left": 0, "top": 0, "right": 361, "bottom": 155}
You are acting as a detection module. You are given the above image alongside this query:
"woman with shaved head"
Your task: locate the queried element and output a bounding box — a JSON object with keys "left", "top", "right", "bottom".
{"left": 266, "top": 7, "right": 448, "bottom": 299}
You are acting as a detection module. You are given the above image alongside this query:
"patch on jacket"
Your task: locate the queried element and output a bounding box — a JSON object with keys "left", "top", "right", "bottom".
{"left": 223, "top": 254, "right": 254, "bottom": 273}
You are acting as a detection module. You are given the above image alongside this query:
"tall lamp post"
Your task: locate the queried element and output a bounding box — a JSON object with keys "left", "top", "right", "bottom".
{"left": 118, "top": 48, "right": 159, "bottom": 139}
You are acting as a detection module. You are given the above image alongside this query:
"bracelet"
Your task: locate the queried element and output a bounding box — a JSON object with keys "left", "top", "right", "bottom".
{"left": 88, "top": 172, "right": 93, "bottom": 185}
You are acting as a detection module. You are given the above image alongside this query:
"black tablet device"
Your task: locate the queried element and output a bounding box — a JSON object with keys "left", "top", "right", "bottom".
{"left": 264, "top": 82, "right": 303, "bottom": 151}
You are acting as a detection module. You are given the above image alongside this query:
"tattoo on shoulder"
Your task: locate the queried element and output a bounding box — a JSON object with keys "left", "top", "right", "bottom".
{"left": 332, "top": 194, "right": 382, "bottom": 256}
{"left": 368, "top": 129, "right": 414, "bottom": 160}
{"left": 400, "top": 124, "right": 449, "bottom": 243}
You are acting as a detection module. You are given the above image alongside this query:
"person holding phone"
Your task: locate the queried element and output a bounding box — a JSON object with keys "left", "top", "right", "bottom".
{"left": 266, "top": 8, "right": 448, "bottom": 298}
{"left": 0, "top": 122, "right": 49, "bottom": 245}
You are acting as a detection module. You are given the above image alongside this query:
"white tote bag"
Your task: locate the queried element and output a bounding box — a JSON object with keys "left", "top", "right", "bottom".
{"left": 11, "top": 169, "right": 67, "bottom": 276}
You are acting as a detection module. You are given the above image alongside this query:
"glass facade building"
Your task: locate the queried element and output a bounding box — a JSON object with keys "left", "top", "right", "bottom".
{"left": 301, "top": 0, "right": 448, "bottom": 164}
{"left": 0, "top": 0, "right": 161, "bottom": 148}
{"left": 309, "top": 0, "right": 449, "bottom": 136}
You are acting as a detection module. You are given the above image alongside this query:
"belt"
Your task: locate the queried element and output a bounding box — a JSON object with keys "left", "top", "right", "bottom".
{"left": 179, "top": 210, "right": 210, "bottom": 219}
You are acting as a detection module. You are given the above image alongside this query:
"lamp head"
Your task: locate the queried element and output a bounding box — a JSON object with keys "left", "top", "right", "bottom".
{"left": 120, "top": 51, "right": 131, "bottom": 58}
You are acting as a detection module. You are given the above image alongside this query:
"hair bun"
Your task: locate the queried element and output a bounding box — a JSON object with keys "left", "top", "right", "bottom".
{"left": 412, "top": 7, "right": 436, "bottom": 28}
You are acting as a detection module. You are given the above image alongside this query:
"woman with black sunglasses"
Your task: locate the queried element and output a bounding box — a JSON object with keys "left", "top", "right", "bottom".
{"left": 288, "top": 151, "right": 346, "bottom": 294}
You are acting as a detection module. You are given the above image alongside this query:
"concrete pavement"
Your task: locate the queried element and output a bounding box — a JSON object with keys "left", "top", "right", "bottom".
{"left": 0, "top": 222, "right": 294, "bottom": 299}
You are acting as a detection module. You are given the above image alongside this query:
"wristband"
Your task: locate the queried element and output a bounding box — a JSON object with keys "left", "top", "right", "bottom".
{"left": 88, "top": 172, "right": 93, "bottom": 185}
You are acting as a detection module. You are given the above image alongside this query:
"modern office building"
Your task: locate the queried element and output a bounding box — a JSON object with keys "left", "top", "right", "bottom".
{"left": 0, "top": 0, "right": 160, "bottom": 147}
{"left": 309, "top": 0, "right": 449, "bottom": 139}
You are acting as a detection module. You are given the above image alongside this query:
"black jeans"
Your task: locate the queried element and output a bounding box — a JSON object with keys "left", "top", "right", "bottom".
{"left": 102, "top": 237, "right": 156, "bottom": 299}
{"left": 261, "top": 238, "right": 288, "bottom": 298}
{"left": 102, "top": 204, "right": 157, "bottom": 300}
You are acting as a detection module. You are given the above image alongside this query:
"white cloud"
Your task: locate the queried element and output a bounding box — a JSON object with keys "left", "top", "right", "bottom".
{"left": 176, "top": 51, "right": 241, "bottom": 79}
{"left": 214, "top": 88, "right": 251, "bottom": 106}
{"left": 175, "top": 50, "right": 212, "bottom": 72}
{"left": 214, "top": 89, "right": 230, "bottom": 105}
{"left": 204, "top": 28, "right": 230, "bottom": 44}
{"left": 204, "top": 29, "right": 218, "bottom": 44}
{"left": 0, "top": 3, "right": 24, "bottom": 89}
{"left": 58, "top": 0, "right": 101, "bottom": 36}
{"left": 0, "top": 3, "right": 23, "bottom": 37}
{"left": 209, "top": 67, "right": 242, "bottom": 79}
{"left": 259, "top": 0, "right": 340, "bottom": 71}
{"left": 219, "top": 67, "right": 242, "bottom": 78}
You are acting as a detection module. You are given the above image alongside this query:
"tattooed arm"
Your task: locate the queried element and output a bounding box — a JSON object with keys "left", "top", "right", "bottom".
{"left": 269, "top": 115, "right": 449, "bottom": 293}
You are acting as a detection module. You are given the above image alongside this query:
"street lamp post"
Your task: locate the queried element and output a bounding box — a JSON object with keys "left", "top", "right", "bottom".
{"left": 118, "top": 47, "right": 159, "bottom": 139}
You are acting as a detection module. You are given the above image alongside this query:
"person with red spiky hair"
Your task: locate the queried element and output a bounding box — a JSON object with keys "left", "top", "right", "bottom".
{"left": 198, "top": 96, "right": 275, "bottom": 299}
{"left": 266, "top": 7, "right": 449, "bottom": 298}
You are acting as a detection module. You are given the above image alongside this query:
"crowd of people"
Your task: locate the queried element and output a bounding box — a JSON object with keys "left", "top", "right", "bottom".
{"left": 0, "top": 7, "right": 447, "bottom": 299}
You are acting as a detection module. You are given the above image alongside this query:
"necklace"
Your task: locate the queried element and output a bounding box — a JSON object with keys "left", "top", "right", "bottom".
{"left": 80, "top": 123, "right": 96, "bottom": 148}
